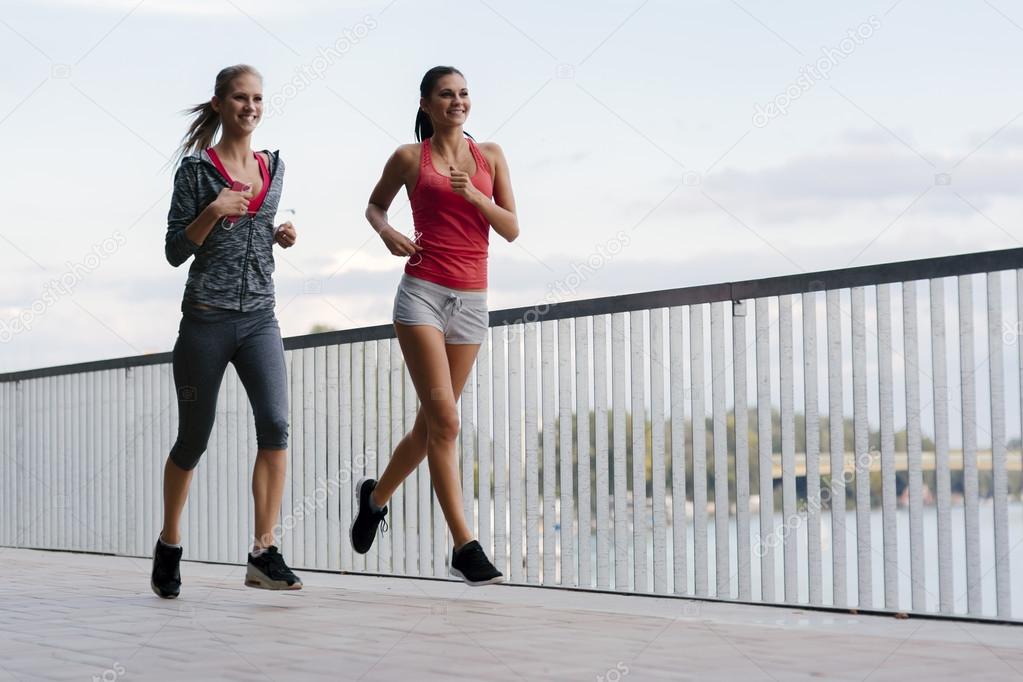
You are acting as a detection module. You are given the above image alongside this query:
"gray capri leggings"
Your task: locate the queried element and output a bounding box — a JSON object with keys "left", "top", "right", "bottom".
{"left": 169, "top": 304, "right": 289, "bottom": 470}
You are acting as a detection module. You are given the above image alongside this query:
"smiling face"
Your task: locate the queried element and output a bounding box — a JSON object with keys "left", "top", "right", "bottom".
{"left": 421, "top": 73, "right": 470, "bottom": 131}
{"left": 212, "top": 72, "right": 263, "bottom": 136}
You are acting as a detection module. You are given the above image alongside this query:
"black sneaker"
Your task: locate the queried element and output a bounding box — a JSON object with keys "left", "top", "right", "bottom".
{"left": 350, "top": 477, "right": 388, "bottom": 554}
{"left": 151, "top": 537, "right": 182, "bottom": 599}
{"left": 450, "top": 540, "right": 504, "bottom": 586}
{"left": 245, "top": 546, "right": 302, "bottom": 590}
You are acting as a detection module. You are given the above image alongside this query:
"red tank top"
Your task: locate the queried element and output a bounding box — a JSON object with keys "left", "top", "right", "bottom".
{"left": 407, "top": 137, "right": 493, "bottom": 290}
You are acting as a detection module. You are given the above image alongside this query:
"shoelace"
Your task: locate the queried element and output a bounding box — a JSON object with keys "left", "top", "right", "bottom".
{"left": 374, "top": 508, "right": 389, "bottom": 534}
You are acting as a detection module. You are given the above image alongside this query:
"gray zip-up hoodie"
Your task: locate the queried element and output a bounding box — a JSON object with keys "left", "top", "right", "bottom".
{"left": 165, "top": 149, "right": 284, "bottom": 312}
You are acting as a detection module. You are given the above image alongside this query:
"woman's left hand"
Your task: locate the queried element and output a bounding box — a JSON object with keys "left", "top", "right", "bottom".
{"left": 274, "top": 221, "right": 297, "bottom": 248}
{"left": 449, "top": 167, "right": 483, "bottom": 205}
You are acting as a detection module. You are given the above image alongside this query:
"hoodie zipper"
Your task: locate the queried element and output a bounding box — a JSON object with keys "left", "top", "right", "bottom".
{"left": 200, "top": 152, "right": 279, "bottom": 312}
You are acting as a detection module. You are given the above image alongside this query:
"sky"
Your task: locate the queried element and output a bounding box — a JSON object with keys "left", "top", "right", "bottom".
{"left": 1, "top": 0, "right": 1022, "bottom": 373}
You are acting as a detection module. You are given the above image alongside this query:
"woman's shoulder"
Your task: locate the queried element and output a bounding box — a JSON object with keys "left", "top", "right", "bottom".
{"left": 474, "top": 140, "right": 505, "bottom": 174}
{"left": 394, "top": 143, "right": 421, "bottom": 162}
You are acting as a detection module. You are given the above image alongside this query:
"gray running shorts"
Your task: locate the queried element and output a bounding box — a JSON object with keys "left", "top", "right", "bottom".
{"left": 392, "top": 274, "right": 488, "bottom": 345}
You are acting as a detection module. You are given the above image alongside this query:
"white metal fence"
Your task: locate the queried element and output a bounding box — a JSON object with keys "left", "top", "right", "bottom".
{"left": 2, "top": 249, "right": 1022, "bottom": 621}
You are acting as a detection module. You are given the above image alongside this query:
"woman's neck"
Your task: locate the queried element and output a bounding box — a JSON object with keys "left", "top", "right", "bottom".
{"left": 212, "top": 133, "right": 253, "bottom": 164}
{"left": 429, "top": 127, "right": 465, "bottom": 157}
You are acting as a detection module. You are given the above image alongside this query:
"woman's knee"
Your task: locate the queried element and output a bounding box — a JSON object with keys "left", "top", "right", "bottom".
{"left": 169, "top": 439, "right": 206, "bottom": 471}
{"left": 255, "top": 413, "right": 289, "bottom": 450}
{"left": 427, "top": 411, "right": 460, "bottom": 443}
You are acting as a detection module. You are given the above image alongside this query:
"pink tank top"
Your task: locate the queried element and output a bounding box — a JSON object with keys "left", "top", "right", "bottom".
{"left": 407, "top": 137, "right": 493, "bottom": 290}
{"left": 206, "top": 148, "right": 271, "bottom": 216}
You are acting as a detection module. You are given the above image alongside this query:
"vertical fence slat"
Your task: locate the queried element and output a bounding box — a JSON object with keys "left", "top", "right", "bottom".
{"left": 402, "top": 349, "right": 419, "bottom": 575}
{"left": 389, "top": 339, "right": 404, "bottom": 574}
{"left": 650, "top": 310, "right": 667, "bottom": 594}
{"left": 364, "top": 343, "right": 378, "bottom": 573}
{"left": 460, "top": 356, "right": 476, "bottom": 542}
{"left": 594, "top": 315, "right": 612, "bottom": 589}
{"left": 851, "top": 286, "right": 873, "bottom": 608}
{"left": 958, "top": 274, "right": 982, "bottom": 614}
{"left": 54, "top": 376, "right": 63, "bottom": 550}
{"left": 283, "top": 350, "right": 298, "bottom": 564}
{"left": 611, "top": 312, "right": 629, "bottom": 589}
{"left": 510, "top": 324, "right": 526, "bottom": 582}
{"left": 298, "top": 349, "right": 315, "bottom": 568}
{"left": 375, "top": 339, "right": 390, "bottom": 573}
{"left": 493, "top": 327, "right": 509, "bottom": 577}
{"left": 541, "top": 320, "right": 557, "bottom": 584}
{"left": 930, "top": 278, "right": 954, "bottom": 612}
{"left": 733, "top": 302, "right": 751, "bottom": 600}
{"left": 225, "top": 367, "right": 239, "bottom": 560}
{"left": 524, "top": 322, "right": 540, "bottom": 583}
{"left": 213, "top": 365, "right": 227, "bottom": 562}
{"left": 478, "top": 333, "right": 493, "bottom": 563}
{"left": 755, "top": 298, "right": 774, "bottom": 602}
{"left": 710, "top": 303, "right": 729, "bottom": 598}
{"left": 691, "top": 305, "right": 709, "bottom": 597}
{"left": 802, "top": 292, "right": 823, "bottom": 605}
{"left": 669, "top": 307, "right": 689, "bottom": 595}
{"left": 315, "top": 345, "right": 329, "bottom": 570}
{"left": 826, "top": 290, "right": 847, "bottom": 607}
{"left": 558, "top": 319, "right": 576, "bottom": 586}
{"left": 779, "top": 295, "right": 797, "bottom": 603}
{"left": 877, "top": 284, "right": 899, "bottom": 609}
{"left": 629, "top": 311, "right": 647, "bottom": 592}
{"left": 575, "top": 318, "right": 593, "bottom": 588}
{"left": 351, "top": 343, "right": 365, "bottom": 573}
{"left": 987, "top": 272, "right": 1011, "bottom": 618}
{"left": 145, "top": 366, "right": 158, "bottom": 558}
{"left": 326, "top": 345, "right": 341, "bottom": 571}
{"left": 902, "top": 281, "right": 926, "bottom": 611}
{"left": 339, "top": 344, "right": 353, "bottom": 572}
{"left": 131, "top": 370, "right": 143, "bottom": 556}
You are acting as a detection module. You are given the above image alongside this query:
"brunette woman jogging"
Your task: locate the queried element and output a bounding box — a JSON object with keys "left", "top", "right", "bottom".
{"left": 152, "top": 64, "right": 302, "bottom": 598}
{"left": 350, "top": 66, "right": 519, "bottom": 585}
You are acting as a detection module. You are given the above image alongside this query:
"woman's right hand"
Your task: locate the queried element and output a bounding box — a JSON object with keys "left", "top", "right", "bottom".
{"left": 210, "top": 187, "right": 252, "bottom": 219}
{"left": 379, "top": 226, "right": 423, "bottom": 258}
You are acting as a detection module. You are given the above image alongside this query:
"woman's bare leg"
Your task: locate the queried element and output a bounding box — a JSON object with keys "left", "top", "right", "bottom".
{"left": 375, "top": 323, "right": 480, "bottom": 547}
{"left": 159, "top": 458, "right": 193, "bottom": 545}
{"left": 252, "top": 448, "right": 287, "bottom": 548}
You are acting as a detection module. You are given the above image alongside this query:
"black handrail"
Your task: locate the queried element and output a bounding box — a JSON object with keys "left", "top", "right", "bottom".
{"left": 3, "top": 246, "right": 1022, "bottom": 382}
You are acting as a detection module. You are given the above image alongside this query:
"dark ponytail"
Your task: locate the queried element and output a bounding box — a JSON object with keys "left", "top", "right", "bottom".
{"left": 414, "top": 108, "right": 434, "bottom": 142}
{"left": 415, "top": 65, "right": 465, "bottom": 142}
{"left": 175, "top": 64, "right": 262, "bottom": 165}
